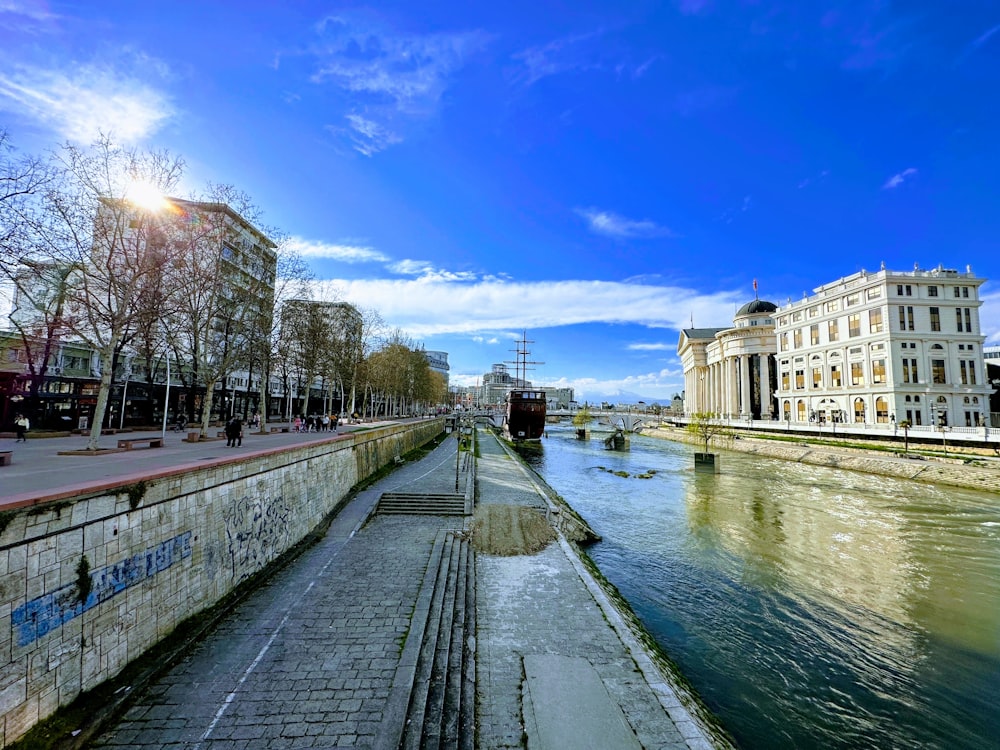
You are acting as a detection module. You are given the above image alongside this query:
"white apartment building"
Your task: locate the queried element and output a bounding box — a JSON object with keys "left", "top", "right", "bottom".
{"left": 774, "top": 265, "right": 991, "bottom": 428}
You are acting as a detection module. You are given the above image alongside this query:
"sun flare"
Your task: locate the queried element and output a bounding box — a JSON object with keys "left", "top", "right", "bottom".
{"left": 126, "top": 180, "right": 169, "bottom": 211}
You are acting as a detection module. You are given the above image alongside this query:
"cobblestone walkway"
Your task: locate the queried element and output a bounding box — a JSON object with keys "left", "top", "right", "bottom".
{"left": 90, "top": 438, "right": 465, "bottom": 750}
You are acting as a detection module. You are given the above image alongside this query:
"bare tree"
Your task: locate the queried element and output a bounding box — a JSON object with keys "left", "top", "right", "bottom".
{"left": 164, "top": 184, "right": 277, "bottom": 439}
{"left": 8, "top": 136, "right": 184, "bottom": 449}
{"left": 0, "top": 130, "right": 51, "bottom": 262}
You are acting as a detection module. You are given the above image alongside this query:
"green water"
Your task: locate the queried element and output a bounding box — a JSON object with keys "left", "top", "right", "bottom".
{"left": 524, "top": 426, "right": 1000, "bottom": 749}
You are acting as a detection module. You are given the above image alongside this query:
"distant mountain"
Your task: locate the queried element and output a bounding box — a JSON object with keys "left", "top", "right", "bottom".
{"left": 576, "top": 389, "right": 667, "bottom": 406}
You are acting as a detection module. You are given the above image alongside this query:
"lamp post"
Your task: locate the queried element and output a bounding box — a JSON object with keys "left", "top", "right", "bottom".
{"left": 160, "top": 347, "right": 171, "bottom": 441}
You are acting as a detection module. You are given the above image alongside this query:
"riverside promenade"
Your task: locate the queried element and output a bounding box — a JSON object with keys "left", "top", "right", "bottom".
{"left": 2, "top": 422, "right": 723, "bottom": 749}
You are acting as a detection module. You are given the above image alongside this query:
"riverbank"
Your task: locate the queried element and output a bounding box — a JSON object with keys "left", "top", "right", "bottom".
{"left": 645, "top": 423, "right": 1000, "bottom": 494}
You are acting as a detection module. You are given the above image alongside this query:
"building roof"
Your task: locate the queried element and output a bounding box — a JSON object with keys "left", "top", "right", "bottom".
{"left": 736, "top": 299, "right": 778, "bottom": 316}
{"left": 681, "top": 327, "right": 727, "bottom": 340}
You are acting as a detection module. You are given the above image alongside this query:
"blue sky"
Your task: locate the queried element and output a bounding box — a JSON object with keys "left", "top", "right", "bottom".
{"left": 2, "top": 0, "right": 999, "bottom": 402}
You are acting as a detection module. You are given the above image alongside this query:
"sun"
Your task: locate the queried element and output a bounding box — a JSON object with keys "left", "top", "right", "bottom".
{"left": 126, "top": 180, "right": 169, "bottom": 212}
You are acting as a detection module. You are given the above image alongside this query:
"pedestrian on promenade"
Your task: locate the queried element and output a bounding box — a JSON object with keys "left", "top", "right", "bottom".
{"left": 293, "top": 415, "right": 302, "bottom": 433}
{"left": 14, "top": 414, "right": 29, "bottom": 442}
{"left": 321, "top": 414, "right": 330, "bottom": 431}
{"left": 332, "top": 414, "right": 339, "bottom": 433}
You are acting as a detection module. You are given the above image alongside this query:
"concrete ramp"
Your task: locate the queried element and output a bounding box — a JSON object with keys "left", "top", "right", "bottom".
{"left": 522, "top": 654, "right": 642, "bottom": 750}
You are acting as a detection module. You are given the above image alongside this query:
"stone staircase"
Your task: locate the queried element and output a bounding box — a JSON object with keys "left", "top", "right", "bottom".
{"left": 374, "top": 530, "right": 476, "bottom": 750}
{"left": 376, "top": 492, "right": 469, "bottom": 516}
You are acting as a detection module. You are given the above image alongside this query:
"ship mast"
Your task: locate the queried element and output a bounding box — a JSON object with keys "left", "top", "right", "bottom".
{"left": 505, "top": 331, "right": 544, "bottom": 387}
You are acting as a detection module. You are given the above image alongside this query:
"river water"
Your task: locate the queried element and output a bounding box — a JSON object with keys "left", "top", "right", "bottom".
{"left": 521, "top": 425, "right": 1000, "bottom": 750}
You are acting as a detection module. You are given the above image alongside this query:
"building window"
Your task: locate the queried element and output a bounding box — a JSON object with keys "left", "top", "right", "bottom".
{"left": 872, "top": 358, "right": 886, "bottom": 384}
{"left": 797, "top": 400, "right": 806, "bottom": 422}
{"left": 795, "top": 369, "right": 805, "bottom": 389}
{"left": 808, "top": 306, "right": 819, "bottom": 318}
{"left": 928, "top": 285, "right": 938, "bottom": 297}
{"left": 794, "top": 329, "right": 802, "bottom": 348}
{"left": 854, "top": 398, "right": 865, "bottom": 422}
{"left": 792, "top": 311, "right": 803, "bottom": 322}
{"left": 780, "top": 332, "right": 789, "bottom": 352}
{"left": 781, "top": 370, "right": 790, "bottom": 390}
{"left": 846, "top": 292, "right": 860, "bottom": 306}
{"left": 830, "top": 364, "right": 842, "bottom": 387}
{"left": 932, "top": 359, "right": 946, "bottom": 384}
{"left": 867, "top": 287, "right": 882, "bottom": 301}
{"left": 828, "top": 319, "right": 839, "bottom": 342}
{"left": 930, "top": 307, "right": 940, "bottom": 331}
{"left": 964, "top": 308, "right": 972, "bottom": 332}
{"left": 869, "top": 308, "right": 883, "bottom": 334}
{"left": 902, "top": 358, "right": 918, "bottom": 384}
{"left": 848, "top": 313, "right": 861, "bottom": 338}
{"left": 897, "top": 284, "right": 912, "bottom": 296}
{"left": 783, "top": 400, "right": 791, "bottom": 420}
{"left": 812, "top": 367, "right": 822, "bottom": 389}
{"left": 851, "top": 361, "right": 864, "bottom": 386}
{"left": 825, "top": 300, "right": 839, "bottom": 313}
{"left": 960, "top": 360, "right": 978, "bottom": 385}
{"left": 954, "top": 286, "right": 969, "bottom": 298}
{"left": 876, "top": 397, "right": 889, "bottom": 423}
{"left": 810, "top": 324, "right": 819, "bottom": 346}
{"left": 898, "top": 305, "right": 914, "bottom": 331}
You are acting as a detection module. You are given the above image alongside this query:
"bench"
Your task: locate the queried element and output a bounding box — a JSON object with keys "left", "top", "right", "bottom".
{"left": 0, "top": 451, "right": 11, "bottom": 466}
{"left": 117, "top": 437, "right": 163, "bottom": 450}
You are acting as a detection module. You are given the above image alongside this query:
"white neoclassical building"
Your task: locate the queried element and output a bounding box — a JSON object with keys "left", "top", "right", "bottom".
{"left": 775, "top": 266, "right": 993, "bottom": 427}
{"left": 773, "top": 265, "right": 992, "bottom": 428}
{"left": 677, "top": 298, "right": 779, "bottom": 419}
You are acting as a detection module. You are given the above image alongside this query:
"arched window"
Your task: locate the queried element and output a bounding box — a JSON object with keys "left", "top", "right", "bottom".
{"left": 783, "top": 400, "right": 791, "bottom": 421}
{"left": 875, "top": 397, "right": 889, "bottom": 423}
{"left": 797, "top": 400, "right": 806, "bottom": 422}
{"left": 854, "top": 397, "right": 866, "bottom": 423}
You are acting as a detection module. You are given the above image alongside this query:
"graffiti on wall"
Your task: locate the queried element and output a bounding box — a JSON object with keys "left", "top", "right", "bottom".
{"left": 10, "top": 532, "right": 193, "bottom": 647}
{"left": 225, "top": 493, "right": 291, "bottom": 583}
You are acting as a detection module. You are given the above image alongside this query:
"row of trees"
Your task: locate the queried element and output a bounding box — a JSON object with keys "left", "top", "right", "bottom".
{"left": 0, "top": 131, "right": 447, "bottom": 448}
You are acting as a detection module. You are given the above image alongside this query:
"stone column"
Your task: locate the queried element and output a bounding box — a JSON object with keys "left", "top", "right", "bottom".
{"left": 740, "top": 354, "right": 752, "bottom": 418}
{"left": 760, "top": 354, "right": 771, "bottom": 419}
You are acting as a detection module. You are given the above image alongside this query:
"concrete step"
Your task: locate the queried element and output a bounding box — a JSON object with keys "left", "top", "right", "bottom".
{"left": 401, "top": 534, "right": 455, "bottom": 750}
{"left": 377, "top": 492, "right": 467, "bottom": 516}
{"left": 459, "top": 540, "right": 476, "bottom": 750}
{"left": 421, "top": 535, "right": 461, "bottom": 749}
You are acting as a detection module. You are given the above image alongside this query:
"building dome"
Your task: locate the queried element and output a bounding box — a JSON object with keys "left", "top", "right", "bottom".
{"left": 736, "top": 299, "right": 778, "bottom": 316}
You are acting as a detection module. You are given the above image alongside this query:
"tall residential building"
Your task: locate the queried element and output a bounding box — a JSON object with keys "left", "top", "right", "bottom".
{"left": 773, "top": 265, "right": 991, "bottom": 427}
{"left": 677, "top": 299, "right": 779, "bottom": 419}
{"left": 424, "top": 350, "right": 450, "bottom": 387}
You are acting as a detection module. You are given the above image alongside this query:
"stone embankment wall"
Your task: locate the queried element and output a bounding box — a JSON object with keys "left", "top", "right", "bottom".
{"left": 0, "top": 419, "right": 443, "bottom": 746}
{"left": 649, "top": 425, "right": 1000, "bottom": 494}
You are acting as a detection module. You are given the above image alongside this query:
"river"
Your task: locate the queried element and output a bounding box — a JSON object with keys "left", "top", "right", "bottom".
{"left": 521, "top": 424, "right": 1000, "bottom": 750}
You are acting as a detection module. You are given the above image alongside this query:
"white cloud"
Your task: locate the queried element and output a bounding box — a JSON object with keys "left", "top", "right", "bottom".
{"left": 309, "top": 276, "right": 741, "bottom": 338}
{"left": 882, "top": 167, "right": 917, "bottom": 190}
{"left": 0, "top": 63, "right": 173, "bottom": 144}
{"left": 509, "top": 31, "right": 605, "bottom": 87}
{"left": 387, "top": 259, "right": 481, "bottom": 282}
{"left": 312, "top": 20, "right": 486, "bottom": 112}
{"left": 342, "top": 113, "right": 402, "bottom": 156}
{"left": 981, "top": 285, "right": 1000, "bottom": 345}
{"left": 575, "top": 207, "right": 676, "bottom": 239}
{"left": 308, "top": 16, "right": 487, "bottom": 152}
{"left": 285, "top": 236, "right": 389, "bottom": 263}
{"left": 627, "top": 342, "right": 674, "bottom": 351}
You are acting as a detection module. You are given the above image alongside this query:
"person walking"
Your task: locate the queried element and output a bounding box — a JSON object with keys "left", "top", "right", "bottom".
{"left": 232, "top": 416, "right": 243, "bottom": 447}
{"left": 14, "top": 414, "right": 29, "bottom": 442}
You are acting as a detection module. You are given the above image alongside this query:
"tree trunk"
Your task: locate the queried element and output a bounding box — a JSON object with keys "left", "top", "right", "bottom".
{"left": 85, "top": 348, "right": 116, "bottom": 450}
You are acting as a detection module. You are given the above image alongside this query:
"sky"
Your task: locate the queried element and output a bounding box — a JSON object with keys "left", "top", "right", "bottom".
{"left": 2, "top": 0, "right": 999, "bottom": 403}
